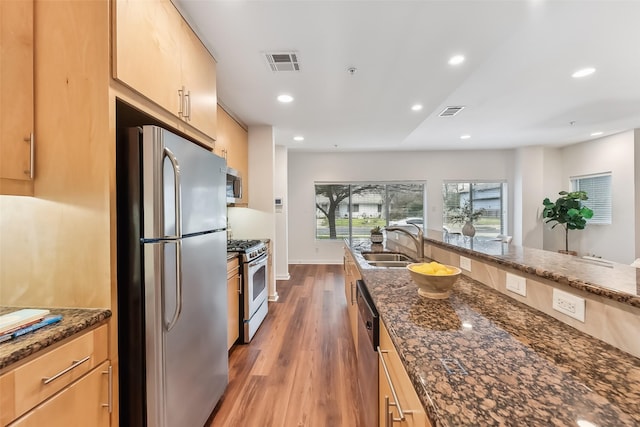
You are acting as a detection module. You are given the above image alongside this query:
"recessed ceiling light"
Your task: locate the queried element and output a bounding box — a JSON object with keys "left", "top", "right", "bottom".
{"left": 411, "top": 104, "right": 423, "bottom": 111}
{"left": 277, "top": 94, "right": 294, "bottom": 103}
{"left": 590, "top": 131, "right": 603, "bottom": 137}
{"left": 448, "top": 55, "right": 465, "bottom": 66}
{"left": 572, "top": 67, "right": 596, "bottom": 78}
{"left": 460, "top": 134, "right": 471, "bottom": 140}
{"left": 293, "top": 136, "right": 304, "bottom": 142}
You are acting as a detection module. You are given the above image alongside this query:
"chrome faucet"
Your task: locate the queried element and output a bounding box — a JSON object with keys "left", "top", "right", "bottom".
{"left": 384, "top": 223, "right": 424, "bottom": 260}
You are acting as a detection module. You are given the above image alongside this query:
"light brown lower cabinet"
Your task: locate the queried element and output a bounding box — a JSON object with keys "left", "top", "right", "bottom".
{"left": 378, "top": 321, "right": 432, "bottom": 427}
{"left": 227, "top": 257, "right": 241, "bottom": 350}
{"left": 343, "top": 247, "right": 360, "bottom": 348}
{"left": 9, "top": 360, "right": 111, "bottom": 427}
{"left": 0, "top": 324, "right": 110, "bottom": 427}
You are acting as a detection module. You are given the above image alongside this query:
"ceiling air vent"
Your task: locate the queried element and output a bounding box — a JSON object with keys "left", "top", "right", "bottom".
{"left": 264, "top": 51, "right": 300, "bottom": 72}
{"left": 439, "top": 106, "right": 465, "bottom": 117}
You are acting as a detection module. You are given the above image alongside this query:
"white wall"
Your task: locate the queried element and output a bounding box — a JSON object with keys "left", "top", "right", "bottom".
{"left": 274, "top": 145, "right": 290, "bottom": 280}
{"left": 288, "top": 149, "right": 514, "bottom": 264}
{"left": 544, "top": 130, "right": 636, "bottom": 263}
{"left": 514, "top": 146, "right": 547, "bottom": 248}
{"left": 228, "top": 125, "right": 278, "bottom": 298}
{"left": 636, "top": 129, "right": 640, "bottom": 262}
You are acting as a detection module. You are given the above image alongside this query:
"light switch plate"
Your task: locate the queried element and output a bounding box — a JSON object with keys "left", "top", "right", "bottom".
{"left": 506, "top": 273, "right": 527, "bottom": 297}
{"left": 459, "top": 256, "right": 471, "bottom": 272}
{"left": 552, "top": 288, "right": 585, "bottom": 322}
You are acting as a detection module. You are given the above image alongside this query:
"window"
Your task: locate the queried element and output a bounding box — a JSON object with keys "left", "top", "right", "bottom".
{"left": 571, "top": 173, "right": 611, "bottom": 224}
{"left": 442, "top": 181, "right": 507, "bottom": 238}
{"left": 315, "top": 182, "right": 425, "bottom": 240}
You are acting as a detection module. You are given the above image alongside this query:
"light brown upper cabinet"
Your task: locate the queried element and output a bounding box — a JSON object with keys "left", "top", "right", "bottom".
{"left": 113, "top": 0, "right": 217, "bottom": 142}
{"left": 216, "top": 106, "right": 249, "bottom": 204}
{"left": 0, "top": 0, "right": 35, "bottom": 196}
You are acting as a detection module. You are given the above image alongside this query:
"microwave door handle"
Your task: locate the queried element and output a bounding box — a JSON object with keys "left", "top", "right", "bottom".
{"left": 235, "top": 177, "right": 242, "bottom": 199}
{"left": 163, "top": 147, "right": 183, "bottom": 331}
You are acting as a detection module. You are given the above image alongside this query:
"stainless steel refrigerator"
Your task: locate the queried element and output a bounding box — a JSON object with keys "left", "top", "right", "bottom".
{"left": 117, "top": 125, "right": 228, "bottom": 427}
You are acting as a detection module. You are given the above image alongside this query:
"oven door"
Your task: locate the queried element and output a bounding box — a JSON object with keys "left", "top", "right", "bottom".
{"left": 243, "top": 252, "right": 268, "bottom": 320}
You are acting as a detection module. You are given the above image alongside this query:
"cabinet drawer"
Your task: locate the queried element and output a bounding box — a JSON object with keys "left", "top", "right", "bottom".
{"left": 8, "top": 324, "right": 108, "bottom": 421}
{"left": 8, "top": 361, "right": 110, "bottom": 427}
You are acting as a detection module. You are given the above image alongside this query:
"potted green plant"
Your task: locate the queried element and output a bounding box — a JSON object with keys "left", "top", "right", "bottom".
{"left": 370, "top": 225, "right": 383, "bottom": 243}
{"left": 542, "top": 190, "right": 594, "bottom": 255}
{"left": 446, "top": 200, "right": 485, "bottom": 237}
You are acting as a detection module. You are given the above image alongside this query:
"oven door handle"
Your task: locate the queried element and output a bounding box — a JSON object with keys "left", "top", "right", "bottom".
{"left": 248, "top": 253, "right": 268, "bottom": 267}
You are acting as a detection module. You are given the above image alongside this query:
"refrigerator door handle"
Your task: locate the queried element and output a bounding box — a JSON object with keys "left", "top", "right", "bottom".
{"left": 164, "top": 147, "right": 182, "bottom": 240}
{"left": 164, "top": 147, "right": 183, "bottom": 331}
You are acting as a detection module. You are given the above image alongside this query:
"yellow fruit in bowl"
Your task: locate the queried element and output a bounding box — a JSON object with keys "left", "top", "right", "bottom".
{"left": 407, "top": 262, "right": 462, "bottom": 299}
{"left": 409, "top": 261, "right": 456, "bottom": 276}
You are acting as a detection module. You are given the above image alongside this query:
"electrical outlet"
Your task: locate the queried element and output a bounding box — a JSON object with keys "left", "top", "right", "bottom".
{"left": 459, "top": 256, "right": 471, "bottom": 272}
{"left": 505, "top": 273, "right": 527, "bottom": 297}
{"left": 552, "top": 289, "right": 585, "bottom": 322}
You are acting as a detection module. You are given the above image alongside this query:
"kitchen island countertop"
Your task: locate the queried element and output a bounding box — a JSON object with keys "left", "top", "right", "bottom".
{"left": 347, "top": 241, "right": 640, "bottom": 427}
{"left": 0, "top": 307, "right": 112, "bottom": 371}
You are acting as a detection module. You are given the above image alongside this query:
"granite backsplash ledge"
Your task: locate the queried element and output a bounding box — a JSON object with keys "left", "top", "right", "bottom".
{"left": 421, "top": 229, "right": 640, "bottom": 309}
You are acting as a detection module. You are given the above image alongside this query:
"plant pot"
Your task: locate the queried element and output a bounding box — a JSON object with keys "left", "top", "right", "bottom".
{"left": 370, "top": 233, "right": 383, "bottom": 243}
{"left": 461, "top": 221, "right": 476, "bottom": 237}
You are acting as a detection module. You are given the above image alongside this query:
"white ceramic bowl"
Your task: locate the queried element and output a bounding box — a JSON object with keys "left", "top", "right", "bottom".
{"left": 406, "top": 263, "right": 461, "bottom": 299}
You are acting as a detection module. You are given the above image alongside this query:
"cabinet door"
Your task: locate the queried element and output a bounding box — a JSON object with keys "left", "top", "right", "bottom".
{"left": 9, "top": 361, "right": 111, "bottom": 427}
{"left": 217, "top": 106, "right": 248, "bottom": 203}
{"left": 0, "top": 0, "right": 34, "bottom": 194}
{"left": 113, "top": 0, "right": 183, "bottom": 122}
{"left": 227, "top": 258, "right": 241, "bottom": 350}
{"left": 378, "top": 321, "right": 431, "bottom": 427}
{"left": 114, "top": 0, "right": 217, "bottom": 141}
{"left": 343, "top": 249, "right": 359, "bottom": 348}
{"left": 180, "top": 21, "right": 217, "bottom": 140}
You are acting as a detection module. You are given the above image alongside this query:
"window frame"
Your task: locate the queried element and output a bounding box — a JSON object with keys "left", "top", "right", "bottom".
{"left": 442, "top": 180, "right": 508, "bottom": 237}
{"left": 570, "top": 172, "right": 612, "bottom": 225}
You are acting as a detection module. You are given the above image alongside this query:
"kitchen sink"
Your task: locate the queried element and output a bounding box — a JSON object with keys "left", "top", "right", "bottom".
{"left": 361, "top": 252, "right": 415, "bottom": 268}
{"left": 361, "top": 252, "right": 414, "bottom": 262}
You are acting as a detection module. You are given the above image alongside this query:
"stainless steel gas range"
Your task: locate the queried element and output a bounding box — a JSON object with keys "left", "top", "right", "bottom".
{"left": 227, "top": 239, "right": 269, "bottom": 343}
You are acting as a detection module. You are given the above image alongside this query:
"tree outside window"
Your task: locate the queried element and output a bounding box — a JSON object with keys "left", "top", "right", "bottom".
{"left": 315, "top": 182, "right": 425, "bottom": 240}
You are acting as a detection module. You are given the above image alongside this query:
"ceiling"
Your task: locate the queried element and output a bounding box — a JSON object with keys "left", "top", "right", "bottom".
{"left": 173, "top": 0, "right": 640, "bottom": 152}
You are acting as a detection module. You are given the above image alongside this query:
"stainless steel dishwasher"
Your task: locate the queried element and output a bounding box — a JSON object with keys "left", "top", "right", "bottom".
{"left": 356, "top": 279, "right": 379, "bottom": 427}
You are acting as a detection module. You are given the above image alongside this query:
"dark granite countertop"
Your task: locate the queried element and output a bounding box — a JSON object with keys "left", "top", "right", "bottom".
{"left": 347, "top": 242, "right": 640, "bottom": 427}
{"left": 422, "top": 229, "right": 640, "bottom": 308}
{"left": 0, "top": 307, "right": 112, "bottom": 371}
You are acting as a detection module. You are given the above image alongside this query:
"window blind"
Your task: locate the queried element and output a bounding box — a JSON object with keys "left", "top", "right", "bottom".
{"left": 571, "top": 173, "right": 612, "bottom": 224}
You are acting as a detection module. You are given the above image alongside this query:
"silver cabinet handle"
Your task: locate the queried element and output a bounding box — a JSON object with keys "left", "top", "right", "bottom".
{"left": 350, "top": 281, "right": 356, "bottom": 305}
{"left": 101, "top": 365, "right": 113, "bottom": 413}
{"left": 184, "top": 90, "right": 191, "bottom": 121}
{"left": 378, "top": 347, "right": 405, "bottom": 424}
{"left": 237, "top": 274, "right": 242, "bottom": 294}
{"left": 177, "top": 86, "right": 185, "bottom": 118}
{"left": 163, "top": 147, "right": 183, "bottom": 332}
{"left": 23, "top": 133, "right": 34, "bottom": 178}
{"left": 385, "top": 396, "right": 393, "bottom": 427}
{"left": 42, "top": 355, "right": 91, "bottom": 385}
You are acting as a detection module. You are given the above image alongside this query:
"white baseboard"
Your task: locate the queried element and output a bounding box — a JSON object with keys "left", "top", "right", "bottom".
{"left": 288, "top": 259, "right": 342, "bottom": 265}
{"left": 276, "top": 274, "right": 291, "bottom": 280}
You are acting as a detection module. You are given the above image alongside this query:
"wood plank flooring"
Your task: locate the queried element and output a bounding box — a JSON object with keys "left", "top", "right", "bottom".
{"left": 207, "top": 264, "right": 364, "bottom": 427}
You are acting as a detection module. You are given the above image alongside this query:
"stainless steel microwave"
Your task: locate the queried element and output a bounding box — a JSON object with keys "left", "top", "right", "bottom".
{"left": 226, "top": 167, "right": 242, "bottom": 204}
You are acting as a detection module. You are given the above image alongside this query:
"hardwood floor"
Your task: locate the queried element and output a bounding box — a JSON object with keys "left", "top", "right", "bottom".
{"left": 208, "top": 264, "right": 364, "bottom": 427}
